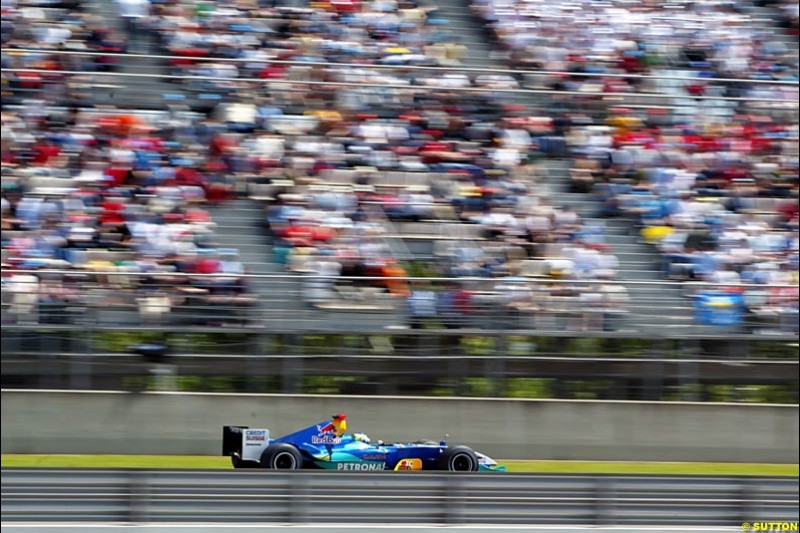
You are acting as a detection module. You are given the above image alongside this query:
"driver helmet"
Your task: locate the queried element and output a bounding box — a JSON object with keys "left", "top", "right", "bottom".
{"left": 353, "top": 432, "right": 371, "bottom": 444}
{"left": 330, "top": 413, "right": 347, "bottom": 436}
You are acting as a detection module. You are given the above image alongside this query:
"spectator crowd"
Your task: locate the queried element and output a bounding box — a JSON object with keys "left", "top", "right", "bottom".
{"left": 2, "top": 0, "right": 798, "bottom": 333}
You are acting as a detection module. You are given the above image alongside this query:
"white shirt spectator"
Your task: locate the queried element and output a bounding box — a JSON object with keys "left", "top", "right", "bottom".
{"left": 493, "top": 148, "right": 521, "bottom": 168}
{"left": 118, "top": 0, "right": 150, "bottom": 19}
{"left": 525, "top": 214, "right": 552, "bottom": 233}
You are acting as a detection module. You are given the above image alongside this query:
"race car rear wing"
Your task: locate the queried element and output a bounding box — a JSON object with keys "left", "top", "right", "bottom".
{"left": 223, "top": 426, "right": 271, "bottom": 462}
{"left": 222, "top": 426, "right": 247, "bottom": 457}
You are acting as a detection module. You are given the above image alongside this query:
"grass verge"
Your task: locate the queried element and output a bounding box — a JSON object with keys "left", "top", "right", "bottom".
{"left": 503, "top": 460, "right": 798, "bottom": 476}
{"left": 1, "top": 455, "right": 797, "bottom": 476}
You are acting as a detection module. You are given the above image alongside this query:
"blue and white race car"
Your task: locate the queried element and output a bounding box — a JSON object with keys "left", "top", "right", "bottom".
{"left": 223, "top": 413, "right": 505, "bottom": 472}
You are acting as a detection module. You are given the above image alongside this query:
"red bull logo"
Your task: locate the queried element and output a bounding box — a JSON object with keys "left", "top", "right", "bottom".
{"left": 317, "top": 422, "right": 336, "bottom": 434}
{"left": 312, "top": 424, "right": 341, "bottom": 444}
{"left": 312, "top": 415, "right": 346, "bottom": 444}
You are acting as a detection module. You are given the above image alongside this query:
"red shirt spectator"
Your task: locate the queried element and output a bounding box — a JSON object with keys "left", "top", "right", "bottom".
{"left": 99, "top": 201, "right": 125, "bottom": 225}
{"left": 175, "top": 167, "right": 203, "bottom": 186}
{"left": 32, "top": 143, "right": 60, "bottom": 165}
{"left": 196, "top": 258, "right": 221, "bottom": 274}
{"left": 105, "top": 167, "right": 130, "bottom": 186}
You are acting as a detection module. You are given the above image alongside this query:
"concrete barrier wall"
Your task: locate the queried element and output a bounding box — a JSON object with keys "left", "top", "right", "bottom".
{"left": 2, "top": 390, "right": 798, "bottom": 462}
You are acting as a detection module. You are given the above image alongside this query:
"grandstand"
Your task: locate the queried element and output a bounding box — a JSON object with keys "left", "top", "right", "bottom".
{"left": 1, "top": 0, "right": 798, "bottom": 402}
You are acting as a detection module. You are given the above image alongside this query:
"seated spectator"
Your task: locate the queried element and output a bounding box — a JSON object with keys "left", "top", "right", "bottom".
{"left": 407, "top": 281, "right": 438, "bottom": 329}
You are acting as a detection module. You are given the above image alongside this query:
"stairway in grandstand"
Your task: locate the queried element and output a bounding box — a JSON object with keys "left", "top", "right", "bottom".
{"left": 649, "top": 2, "right": 798, "bottom": 125}
{"left": 429, "top": 0, "right": 711, "bottom": 335}
{"left": 208, "top": 200, "right": 405, "bottom": 331}
{"left": 205, "top": 200, "right": 297, "bottom": 329}
{"left": 536, "top": 161, "right": 699, "bottom": 336}
{"left": 87, "top": 0, "right": 177, "bottom": 109}
{"left": 423, "top": 0, "right": 504, "bottom": 69}
{"left": 748, "top": 2, "right": 800, "bottom": 57}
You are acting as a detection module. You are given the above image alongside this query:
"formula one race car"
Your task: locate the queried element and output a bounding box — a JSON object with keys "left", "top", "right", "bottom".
{"left": 223, "top": 413, "right": 505, "bottom": 472}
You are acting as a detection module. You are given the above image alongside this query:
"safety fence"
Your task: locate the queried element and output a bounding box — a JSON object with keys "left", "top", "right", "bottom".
{"left": 1, "top": 469, "right": 798, "bottom": 525}
{"left": 4, "top": 337, "right": 800, "bottom": 403}
{"left": 4, "top": 48, "right": 800, "bottom": 85}
{"left": 3, "top": 47, "right": 799, "bottom": 122}
{"left": 2, "top": 270, "right": 798, "bottom": 337}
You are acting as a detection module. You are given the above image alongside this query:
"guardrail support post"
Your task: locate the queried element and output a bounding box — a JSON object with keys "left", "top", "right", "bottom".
{"left": 739, "top": 477, "right": 758, "bottom": 526}
{"left": 594, "top": 477, "right": 615, "bottom": 526}
{"left": 128, "top": 471, "right": 149, "bottom": 524}
{"left": 444, "top": 475, "right": 466, "bottom": 525}
{"left": 288, "top": 473, "right": 311, "bottom": 523}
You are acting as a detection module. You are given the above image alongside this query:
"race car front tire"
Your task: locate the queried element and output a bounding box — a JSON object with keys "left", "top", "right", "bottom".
{"left": 261, "top": 443, "right": 303, "bottom": 470}
{"left": 438, "top": 446, "right": 479, "bottom": 472}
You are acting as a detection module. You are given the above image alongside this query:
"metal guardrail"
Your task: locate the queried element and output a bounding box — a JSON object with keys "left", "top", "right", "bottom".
{"left": 1, "top": 469, "right": 798, "bottom": 525}
{"left": 1, "top": 527, "right": 762, "bottom": 533}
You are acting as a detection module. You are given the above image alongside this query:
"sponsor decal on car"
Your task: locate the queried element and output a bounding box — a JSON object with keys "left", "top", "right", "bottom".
{"left": 394, "top": 458, "right": 423, "bottom": 471}
{"left": 245, "top": 430, "right": 267, "bottom": 441}
{"left": 244, "top": 429, "right": 268, "bottom": 446}
{"left": 312, "top": 422, "right": 343, "bottom": 444}
{"left": 336, "top": 463, "right": 384, "bottom": 471}
{"left": 311, "top": 435, "right": 342, "bottom": 444}
{"left": 361, "top": 453, "right": 387, "bottom": 461}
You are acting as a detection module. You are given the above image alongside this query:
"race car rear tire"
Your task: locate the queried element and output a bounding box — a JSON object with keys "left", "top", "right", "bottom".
{"left": 231, "top": 456, "right": 258, "bottom": 469}
{"left": 438, "top": 446, "right": 479, "bottom": 472}
{"left": 261, "top": 443, "right": 302, "bottom": 470}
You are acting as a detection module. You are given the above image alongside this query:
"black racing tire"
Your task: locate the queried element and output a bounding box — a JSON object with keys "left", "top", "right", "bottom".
{"left": 438, "top": 445, "right": 479, "bottom": 472}
{"left": 260, "top": 443, "right": 303, "bottom": 470}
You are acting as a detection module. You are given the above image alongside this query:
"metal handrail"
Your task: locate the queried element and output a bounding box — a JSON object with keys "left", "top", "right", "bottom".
{"left": 2, "top": 269, "right": 797, "bottom": 289}
{"left": 3, "top": 68, "right": 798, "bottom": 103}
{"left": 3, "top": 323, "right": 797, "bottom": 341}
{"left": 3, "top": 47, "right": 799, "bottom": 86}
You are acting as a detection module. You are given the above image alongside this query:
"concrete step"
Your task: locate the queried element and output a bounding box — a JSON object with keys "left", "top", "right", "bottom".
{"left": 584, "top": 219, "right": 637, "bottom": 236}
{"left": 605, "top": 242, "right": 679, "bottom": 251}
{"left": 204, "top": 200, "right": 304, "bottom": 310}
{"left": 427, "top": 0, "right": 503, "bottom": 69}
{"left": 604, "top": 233, "right": 648, "bottom": 246}
{"left": 208, "top": 201, "right": 273, "bottom": 272}
{"left": 211, "top": 216, "right": 265, "bottom": 226}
